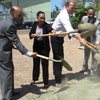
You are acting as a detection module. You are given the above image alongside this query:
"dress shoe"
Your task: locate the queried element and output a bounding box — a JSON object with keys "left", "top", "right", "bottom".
{"left": 88, "top": 69, "right": 94, "bottom": 76}
{"left": 79, "top": 69, "right": 88, "bottom": 73}
{"left": 43, "top": 85, "right": 49, "bottom": 89}
{"left": 30, "top": 80, "right": 36, "bottom": 85}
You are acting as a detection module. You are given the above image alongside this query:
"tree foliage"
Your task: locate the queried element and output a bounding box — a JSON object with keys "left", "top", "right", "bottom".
{"left": 51, "top": 5, "right": 60, "bottom": 18}
{"left": 51, "top": 0, "right": 100, "bottom": 28}
{"left": 71, "top": 4, "right": 87, "bottom": 28}
{"left": 71, "top": 4, "right": 100, "bottom": 28}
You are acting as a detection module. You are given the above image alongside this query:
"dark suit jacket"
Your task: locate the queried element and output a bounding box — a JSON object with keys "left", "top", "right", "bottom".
{"left": 0, "top": 16, "right": 28, "bottom": 69}
{"left": 29, "top": 21, "right": 53, "bottom": 52}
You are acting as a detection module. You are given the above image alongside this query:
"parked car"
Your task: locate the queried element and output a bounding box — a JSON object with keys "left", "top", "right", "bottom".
{"left": 47, "top": 18, "right": 55, "bottom": 26}
{"left": 16, "top": 21, "right": 33, "bottom": 29}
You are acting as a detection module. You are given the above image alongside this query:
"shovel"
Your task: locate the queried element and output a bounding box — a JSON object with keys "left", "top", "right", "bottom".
{"left": 13, "top": 45, "right": 72, "bottom": 71}
{"left": 37, "top": 31, "right": 78, "bottom": 37}
{"left": 84, "top": 40, "right": 100, "bottom": 63}
{"left": 37, "top": 54, "right": 72, "bottom": 71}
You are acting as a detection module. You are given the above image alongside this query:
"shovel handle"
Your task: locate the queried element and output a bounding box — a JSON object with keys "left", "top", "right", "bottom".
{"left": 85, "top": 43, "right": 97, "bottom": 52}
{"left": 86, "top": 40, "right": 97, "bottom": 49}
{"left": 36, "top": 54, "right": 62, "bottom": 62}
{"left": 38, "top": 33, "right": 54, "bottom": 37}
{"left": 38, "top": 31, "right": 78, "bottom": 37}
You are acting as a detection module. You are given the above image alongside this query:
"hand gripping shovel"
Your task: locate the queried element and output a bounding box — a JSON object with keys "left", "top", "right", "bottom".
{"left": 37, "top": 31, "right": 78, "bottom": 37}
{"left": 37, "top": 54, "right": 72, "bottom": 71}
{"left": 85, "top": 40, "right": 100, "bottom": 63}
{"left": 36, "top": 23, "right": 96, "bottom": 38}
{"left": 13, "top": 46, "right": 72, "bottom": 71}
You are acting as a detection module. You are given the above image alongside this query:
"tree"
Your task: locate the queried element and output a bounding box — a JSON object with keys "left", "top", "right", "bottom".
{"left": 69, "top": 0, "right": 100, "bottom": 27}
{"left": 71, "top": 4, "right": 87, "bottom": 28}
{"left": 51, "top": 5, "right": 60, "bottom": 18}
{"left": 51, "top": 0, "right": 100, "bottom": 28}
{"left": 74, "top": 0, "right": 86, "bottom": 5}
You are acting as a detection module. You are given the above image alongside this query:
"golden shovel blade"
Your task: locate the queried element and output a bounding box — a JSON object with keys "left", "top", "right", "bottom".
{"left": 59, "top": 57, "right": 72, "bottom": 71}
{"left": 37, "top": 54, "right": 72, "bottom": 71}
{"left": 78, "top": 23, "right": 97, "bottom": 38}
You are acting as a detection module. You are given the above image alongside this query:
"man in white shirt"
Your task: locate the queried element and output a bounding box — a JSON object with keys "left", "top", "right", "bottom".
{"left": 51, "top": 1, "right": 85, "bottom": 85}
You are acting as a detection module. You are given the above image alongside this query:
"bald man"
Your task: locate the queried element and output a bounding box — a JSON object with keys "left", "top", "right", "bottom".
{"left": 79, "top": 8, "right": 100, "bottom": 75}
{"left": 0, "top": 6, "right": 37, "bottom": 100}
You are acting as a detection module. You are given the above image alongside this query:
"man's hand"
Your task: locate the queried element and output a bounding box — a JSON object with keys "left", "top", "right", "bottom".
{"left": 26, "top": 51, "right": 37, "bottom": 57}
{"left": 80, "top": 38, "right": 87, "bottom": 45}
{"left": 51, "top": 29, "right": 57, "bottom": 36}
{"left": 31, "top": 52, "right": 37, "bottom": 57}
{"left": 31, "top": 33, "right": 38, "bottom": 38}
{"left": 95, "top": 44, "right": 100, "bottom": 49}
{"left": 74, "top": 33, "right": 86, "bottom": 45}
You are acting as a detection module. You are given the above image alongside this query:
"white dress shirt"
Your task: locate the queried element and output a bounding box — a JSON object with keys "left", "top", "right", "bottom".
{"left": 52, "top": 7, "right": 74, "bottom": 37}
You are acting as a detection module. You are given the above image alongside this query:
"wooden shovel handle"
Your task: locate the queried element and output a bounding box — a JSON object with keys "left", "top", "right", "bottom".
{"left": 36, "top": 54, "right": 62, "bottom": 62}
{"left": 85, "top": 43, "right": 97, "bottom": 52}
{"left": 37, "top": 54, "right": 72, "bottom": 71}
{"left": 86, "top": 40, "right": 97, "bottom": 49}
{"left": 38, "top": 31, "right": 78, "bottom": 37}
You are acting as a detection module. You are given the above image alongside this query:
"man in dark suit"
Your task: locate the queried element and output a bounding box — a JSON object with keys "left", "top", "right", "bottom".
{"left": 0, "top": 6, "right": 37, "bottom": 100}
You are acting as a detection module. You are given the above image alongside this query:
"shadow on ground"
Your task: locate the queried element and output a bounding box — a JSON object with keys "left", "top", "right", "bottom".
{"left": 13, "top": 72, "right": 90, "bottom": 100}
{"left": 13, "top": 84, "right": 41, "bottom": 99}
{"left": 62, "top": 71, "right": 89, "bottom": 81}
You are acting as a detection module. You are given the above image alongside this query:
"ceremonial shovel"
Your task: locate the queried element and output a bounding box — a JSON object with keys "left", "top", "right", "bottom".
{"left": 36, "top": 54, "right": 72, "bottom": 71}
{"left": 37, "top": 31, "right": 78, "bottom": 37}
{"left": 85, "top": 40, "right": 100, "bottom": 63}
{"left": 36, "top": 23, "right": 96, "bottom": 38}
{"left": 13, "top": 46, "right": 72, "bottom": 71}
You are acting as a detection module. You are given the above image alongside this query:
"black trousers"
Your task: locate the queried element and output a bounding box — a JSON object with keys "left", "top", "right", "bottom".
{"left": 0, "top": 62, "right": 14, "bottom": 100}
{"left": 51, "top": 36, "right": 64, "bottom": 84}
{"left": 32, "top": 50, "right": 49, "bottom": 85}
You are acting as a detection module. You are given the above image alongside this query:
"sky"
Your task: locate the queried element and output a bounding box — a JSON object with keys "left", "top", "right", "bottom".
{"left": 51, "top": 0, "right": 64, "bottom": 11}
{"left": 0, "top": 4, "right": 3, "bottom": 11}
{"left": 50, "top": 0, "right": 90, "bottom": 11}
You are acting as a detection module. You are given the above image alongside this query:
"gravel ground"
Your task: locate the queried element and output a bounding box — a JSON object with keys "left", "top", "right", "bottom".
{"left": 0, "top": 29, "right": 93, "bottom": 100}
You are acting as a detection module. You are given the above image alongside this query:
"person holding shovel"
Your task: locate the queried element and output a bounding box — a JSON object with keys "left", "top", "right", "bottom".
{"left": 51, "top": 1, "right": 86, "bottom": 85}
{"left": 79, "top": 8, "right": 100, "bottom": 75}
{"left": 0, "top": 6, "right": 37, "bottom": 100}
{"left": 29, "top": 11, "right": 56, "bottom": 88}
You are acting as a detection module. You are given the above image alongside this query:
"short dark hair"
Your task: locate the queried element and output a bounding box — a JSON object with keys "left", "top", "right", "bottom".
{"left": 36, "top": 11, "right": 45, "bottom": 17}
{"left": 87, "top": 7, "right": 95, "bottom": 12}
{"left": 87, "top": 7, "right": 95, "bottom": 14}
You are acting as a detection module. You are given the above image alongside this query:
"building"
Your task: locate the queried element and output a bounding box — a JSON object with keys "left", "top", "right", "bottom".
{"left": 0, "top": 0, "right": 51, "bottom": 21}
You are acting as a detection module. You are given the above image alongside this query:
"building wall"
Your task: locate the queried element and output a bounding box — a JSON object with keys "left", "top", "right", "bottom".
{"left": 12, "top": 0, "right": 51, "bottom": 21}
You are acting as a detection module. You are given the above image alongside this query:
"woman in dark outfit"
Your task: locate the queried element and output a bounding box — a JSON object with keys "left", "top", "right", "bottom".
{"left": 29, "top": 11, "right": 55, "bottom": 88}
